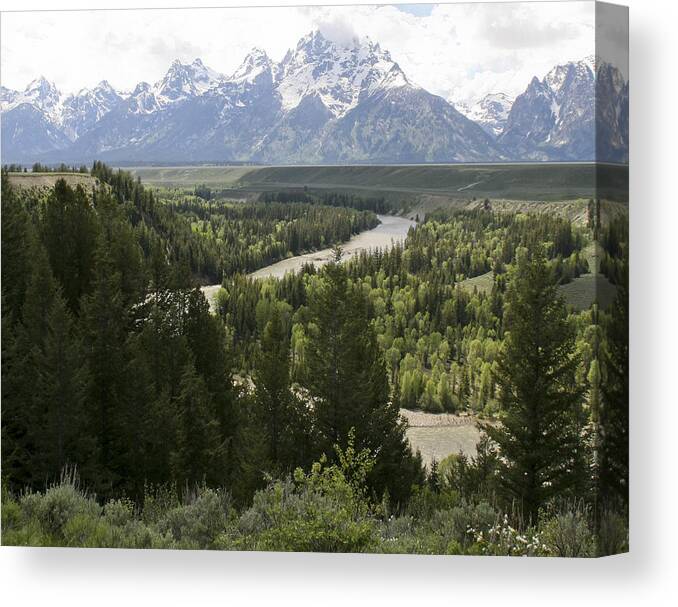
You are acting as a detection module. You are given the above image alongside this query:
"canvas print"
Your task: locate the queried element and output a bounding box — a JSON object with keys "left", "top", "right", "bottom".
{"left": 0, "top": 2, "right": 628, "bottom": 556}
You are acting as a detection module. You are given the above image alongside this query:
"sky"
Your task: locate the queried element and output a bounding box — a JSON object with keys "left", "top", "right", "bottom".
{"left": 1, "top": 2, "right": 598, "bottom": 105}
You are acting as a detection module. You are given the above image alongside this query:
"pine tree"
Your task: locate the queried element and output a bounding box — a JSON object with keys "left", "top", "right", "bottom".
{"left": 0, "top": 300, "right": 35, "bottom": 489}
{"left": 80, "top": 237, "right": 131, "bottom": 494}
{"left": 40, "top": 179, "right": 98, "bottom": 313}
{"left": 33, "top": 291, "right": 91, "bottom": 481}
{"left": 303, "top": 261, "right": 423, "bottom": 503}
{"left": 1, "top": 239, "right": 59, "bottom": 488}
{"left": 183, "top": 287, "right": 235, "bottom": 447}
{"left": 130, "top": 289, "right": 193, "bottom": 488}
{"left": 304, "top": 261, "right": 355, "bottom": 450}
{"left": 253, "top": 304, "right": 294, "bottom": 467}
{"left": 21, "top": 239, "right": 58, "bottom": 348}
{"left": 598, "top": 256, "right": 629, "bottom": 508}
{"left": 484, "top": 249, "right": 586, "bottom": 523}
{"left": 1, "top": 177, "right": 31, "bottom": 321}
{"left": 171, "top": 362, "right": 223, "bottom": 490}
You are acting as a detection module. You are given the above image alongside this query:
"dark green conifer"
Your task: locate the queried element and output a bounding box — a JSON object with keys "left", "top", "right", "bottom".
{"left": 484, "top": 249, "right": 586, "bottom": 523}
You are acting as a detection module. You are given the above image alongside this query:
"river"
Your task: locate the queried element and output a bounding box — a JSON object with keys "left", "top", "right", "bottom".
{"left": 200, "top": 214, "right": 415, "bottom": 308}
{"left": 199, "top": 214, "right": 480, "bottom": 465}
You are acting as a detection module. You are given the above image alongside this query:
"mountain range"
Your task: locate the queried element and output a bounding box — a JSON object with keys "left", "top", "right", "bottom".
{"left": 0, "top": 30, "right": 628, "bottom": 165}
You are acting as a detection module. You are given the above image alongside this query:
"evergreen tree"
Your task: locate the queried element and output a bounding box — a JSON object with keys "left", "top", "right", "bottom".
{"left": 171, "top": 362, "right": 223, "bottom": 490}
{"left": 183, "top": 287, "right": 235, "bottom": 448}
{"left": 80, "top": 237, "right": 131, "bottom": 494}
{"left": 1, "top": 239, "right": 60, "bottom": 488}
{"left": 1, "top": 177, "right": 31, "bottom": 321}
{"left": 0, "top": 300, "right": 34, "bottom": 489}
{"left": 40, "top": 179, "right": 98, "bottom": 313}
{"left": 304, "top": 261, "right": 422, "bottom": 503}
{"left": 484, "top": 249, "right": 586, "bottom": 523}
{"left": 21, "top": 239, "right": 58, "bottom": 348}
{"left": 253, "top": 304, "right": 294, "bottom": 467}
{"left": 95, "top": 193, "right": 146, "bottom": 306}
{"left": 598, "top": 255, "right": 629, "bottom": 508}
{"left": 33, "top": 291, "right": 91, "bottom": 481}
{"left": 230, "top": 394, "right": 270, "bottom": 507}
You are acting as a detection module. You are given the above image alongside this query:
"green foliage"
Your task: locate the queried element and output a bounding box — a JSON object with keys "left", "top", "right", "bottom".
{"left": 40, "top": 179, "right": 99, "bottom": 313}
{"left": 14, "top": 474, "right": 102, "bottom": 545}
{"left": 223, "top": 435, "right": 378, "bottom": 552}
{"left": 539, "top": 506, "right": 595, "bottom": 557}
{"left": 32, "top": 290, "right": 91, "bottom": 479}
{"left": 1, "top": 468, "right": 625, "bottom": 555}
{"left": 0, "top": 163, "right": 628, "bottom": 555}
{"left": 157, "top": 489, "right": 231, "bottom": 549}
{"left": 598, "top": 251, "right": 629, "bottom": 508}
{"left": 483, "top": 249, "right": 586, "bottom": 522}
{"left": 301, "top": 260, "right": 423, "bottom": 504}
{"left": 171, "top": 363, "right": 224, "bottom": 490}
{"left": 252, "top": 303, "right": 301, "bottom": 470}
{"left": 439, "top": 434, "right": 499, "bottom": 501}
{"left": 222, "top": 477, "right": 376, "bottom": 553}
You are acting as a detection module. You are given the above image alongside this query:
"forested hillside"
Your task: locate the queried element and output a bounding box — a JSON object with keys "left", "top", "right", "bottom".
{"left": 1, "top": 164, "right": 628, "bottom": 555}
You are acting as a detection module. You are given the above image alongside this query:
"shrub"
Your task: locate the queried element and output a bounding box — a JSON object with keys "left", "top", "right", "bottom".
{"left": 1, "top": 494, "right": 22, "bottom": 532}
{"left": 103, "top": 498, "right": 136, "bottom": 527}
{"left": 226, "top": 438, "right": 379, "bottom": 553}
{"left": 540, "top": 510, "right": 595, "bottom": 557}
{"left": 228, "top": 477, "right": 376, "bottom": 553}
{"left": 406, "top": 484, "right": 460, "bottom": 520}
{"left": 377, "top": 514, "right": 463, "bottom": 555}
{"left": 433, "top": 501, "right": 497, "bottom": 551}
{"left": 142, "top": 483, "right": 180, "bottom": 525}
{"left": 62, "top": 514, "right": 115, "bottom": 548}
{"left": 30, "top": 482, "right": 101, "bottom": 539}
{"left": 157, "top": 488, "right": 231, "bottom": 549}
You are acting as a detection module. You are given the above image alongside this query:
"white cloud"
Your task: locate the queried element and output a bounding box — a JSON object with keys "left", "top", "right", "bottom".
{"left": 1, "top": 2, "right": 595, "bottom": 104}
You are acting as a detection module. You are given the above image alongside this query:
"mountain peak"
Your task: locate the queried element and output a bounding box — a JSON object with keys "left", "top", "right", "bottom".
{"left": 155, "top": 58, "right": 223, "bottom": 102}
{"left": 276, "top": 30, "right": 409, "bottom": 117}
{"left": 297, "top": 28, "right": 368, "bottom": 53}
{"left": 247, "top": 47, "right": 269, "bottom": 60}
{"left": 231, "top": 47, "right": 273, "bottom": 83}
{"left": 298, "top": 29, "right": 330, "bottom": 47}
{"left": 96, "top": 80, "right": 116, "bottom": 92}
{"left": 25, "top": 76, "right": 59, "bottom": 95}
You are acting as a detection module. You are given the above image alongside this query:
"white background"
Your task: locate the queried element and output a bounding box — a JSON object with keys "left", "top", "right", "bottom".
{"left": 0, "top": 1, "right": 676, "bottom": 605}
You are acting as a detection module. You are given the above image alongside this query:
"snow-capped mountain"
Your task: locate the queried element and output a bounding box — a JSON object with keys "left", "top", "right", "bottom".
{"left": 273, "top": 30, "right": 411, "bottom": 118}
{"left": 457, "top": 93, "right": 513, "bottom": 137}
{"left": 152, "top": 58, "right": 224, "bottom": 107}
{"left": 60, "top": 81, "right": 123, "bottom": 139}
{"left": 1, "top": 76, "right": 64, "bottom": 124}
{"left": 499, "top": 57, "right": 628, "bottom": 162}
{"left": 0, "top": 34, "right": 628, "bottom": 164}
{"left": 230, "top": 48, "right": 274, "bottom": 84}
{"left": 1, "top": 78, "right": 70, "bottom": 156}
